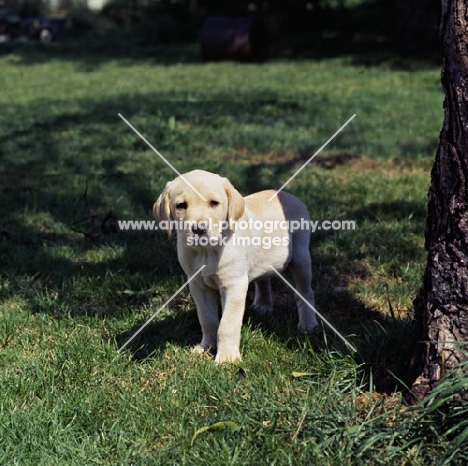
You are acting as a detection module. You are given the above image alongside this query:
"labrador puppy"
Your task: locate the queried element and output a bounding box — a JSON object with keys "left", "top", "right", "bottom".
{"left": 154, "top": 170, "right": 318, "bottom": 363}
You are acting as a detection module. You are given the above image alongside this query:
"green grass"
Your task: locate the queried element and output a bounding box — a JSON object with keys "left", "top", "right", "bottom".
{"left": 1, "top": 39, "right": 466, "bottom": 464}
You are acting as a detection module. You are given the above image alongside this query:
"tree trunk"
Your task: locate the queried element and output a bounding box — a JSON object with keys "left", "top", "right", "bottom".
{"left": 407, "top": 0, "right": 468, "bottom": 402}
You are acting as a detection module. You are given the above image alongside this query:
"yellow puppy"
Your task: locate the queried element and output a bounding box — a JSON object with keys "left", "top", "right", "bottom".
{"left": 154, "top": 170, "right": 318, "bottom": 363}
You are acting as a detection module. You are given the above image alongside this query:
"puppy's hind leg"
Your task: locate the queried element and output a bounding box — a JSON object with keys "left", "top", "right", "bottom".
{"left": 252, "top": 278, "right": 273, "bottom": 316}
{"left": 288, "top": 248, "right": 319, "bottom": 334}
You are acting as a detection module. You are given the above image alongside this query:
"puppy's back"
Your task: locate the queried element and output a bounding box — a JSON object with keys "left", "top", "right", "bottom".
{"left": 245, "top": 190, "right": 309, "bottom": 222}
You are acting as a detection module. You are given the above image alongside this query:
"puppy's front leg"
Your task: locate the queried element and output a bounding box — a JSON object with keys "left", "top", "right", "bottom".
{"left": 189, "top": 281, "right": 219, "bottom": 352}
{"left": 215, "top": 276, "right": 249, "bottom": 364}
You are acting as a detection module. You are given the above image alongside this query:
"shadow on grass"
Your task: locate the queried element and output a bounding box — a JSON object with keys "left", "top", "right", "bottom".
{"left": 0, "top": 172, "right": 415, "bottom": 393}
{"left": 112, "top": 216, "right": 414, "bottom": 394}
{"left": 115, "top": 305, "right": 201, "bottom": 361}
{"left": 0, "top": 90, "right": 436, "bottom": 183}
{"left": 0, "top": 36, "right": 441, "bottom": 73}
{"left": 241, "top": 152, "right": 362, "bottom": 193}
{"left": 0, "top": 37, "right": 202, "bottom": 69}
{"left": 0, "top": 85, "right": 425, "bottom": 393}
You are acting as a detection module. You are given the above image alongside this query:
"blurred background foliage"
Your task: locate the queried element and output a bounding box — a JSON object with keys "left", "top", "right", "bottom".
{"left": 0, "top": 0, "right": 441, "bottom": 57}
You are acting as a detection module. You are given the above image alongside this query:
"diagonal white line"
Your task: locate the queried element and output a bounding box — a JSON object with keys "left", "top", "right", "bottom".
{"left": 269, "top": 266, "right": 357, "bottom": 352}
{"left": 118, "top": 113, "right": 207, "bottom": 201}
{"left": 118, "top": 265, "right": 206, "bottom": 353}
{"left": 268, "top": 114, "right": 356, "bottom": 201}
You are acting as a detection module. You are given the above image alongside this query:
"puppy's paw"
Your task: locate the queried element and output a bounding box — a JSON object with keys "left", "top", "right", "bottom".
{"left": 215, "top": 346, "right": 242, "bottom": 365}
{"left": 252, "top": 303, "right": 273, "bottom": 317}
{"left": 298, "top": 321, "right": 319, "bottom": 335}
{"left": 192, "top": 345, "right": 215, "bottom": 355}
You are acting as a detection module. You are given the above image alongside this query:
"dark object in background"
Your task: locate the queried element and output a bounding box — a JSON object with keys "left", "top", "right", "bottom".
{"left": 0, "top": 7, "right": 67, "bottom": 44}
{"left": 395, "top": 0, "right": 440, "bottom": 55}
{"left": 22, "top": 16, "right": 67, "bottom": 43}
{"left": 0, "top": 8, "right": 22, "bottom": 41}
{"left": 200, "top": 16, "right": 270, "bottom": 62}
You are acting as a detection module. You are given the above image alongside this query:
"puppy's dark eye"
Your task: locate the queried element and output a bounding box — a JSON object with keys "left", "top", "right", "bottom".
{"left": 210, "top": 200, "right": 220, "bottom": 207}
{"left": 176, "top": 202, "right": 187, "bottom": 210}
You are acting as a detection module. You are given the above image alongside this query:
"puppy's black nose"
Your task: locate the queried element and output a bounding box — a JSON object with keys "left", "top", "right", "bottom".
{"left": 192, "top": 222, "right": 208, "bottom": 236}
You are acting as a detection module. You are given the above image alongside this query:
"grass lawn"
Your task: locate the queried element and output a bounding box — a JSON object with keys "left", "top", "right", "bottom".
{"left": 1, "top": 39, "right": 467, "bottom": 464}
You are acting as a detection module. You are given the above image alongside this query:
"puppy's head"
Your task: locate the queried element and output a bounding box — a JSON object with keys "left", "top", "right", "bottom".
{"left": 153, "top": 170, "right": 244, "bottom": 246}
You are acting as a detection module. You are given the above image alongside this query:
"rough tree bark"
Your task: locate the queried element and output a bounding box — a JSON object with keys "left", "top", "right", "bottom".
{"left": 408, "top": 0, "right": 468, "bottom": 402}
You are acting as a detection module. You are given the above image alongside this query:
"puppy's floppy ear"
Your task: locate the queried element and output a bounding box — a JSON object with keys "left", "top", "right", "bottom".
{"left": 222, "top": 177, "right": 244, "bottom": 229}
{"left": 153, "top": 181, "right": 173, "bottom": 237}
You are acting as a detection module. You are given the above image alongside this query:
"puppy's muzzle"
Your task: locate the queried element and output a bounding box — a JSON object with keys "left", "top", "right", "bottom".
{"left": 191, "top": 221, "right": 208, "bottom": 237}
